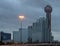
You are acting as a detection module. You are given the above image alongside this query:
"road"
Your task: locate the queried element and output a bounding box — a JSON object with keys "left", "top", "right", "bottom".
{"left": 0, "top": 43, "right": 60, "bottom": 46}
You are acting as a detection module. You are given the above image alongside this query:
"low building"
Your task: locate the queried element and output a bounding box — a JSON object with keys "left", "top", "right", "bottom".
{"left": 13, "top": 31, "right": 20, "bottom": 43}
{"left": 13, "top": 28, "right": 28, "bottom": 43}
{"left": 0, "top": 32, "right": 11, "bottom": 43}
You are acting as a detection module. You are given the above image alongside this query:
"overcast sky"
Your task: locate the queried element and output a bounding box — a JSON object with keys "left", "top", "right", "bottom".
{"left": 0, "top": 0, "right": 60, "bottom": 41}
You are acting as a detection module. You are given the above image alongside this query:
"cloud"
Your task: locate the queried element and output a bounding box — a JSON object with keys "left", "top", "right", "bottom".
{"left": 45, "top": 0, "right": 60, "bottom": 7}
{"left": 52, "top": 31, "right": 60, "bottom": 41}
{"left": 21, "top": 0, "right": 50, "bottom": 9}
{"left": 0, "top": 0, "right": 21, "bottom": 10}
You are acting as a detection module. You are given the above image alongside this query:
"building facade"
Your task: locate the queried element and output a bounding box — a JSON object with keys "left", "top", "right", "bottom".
{"left": 13, "top": 28, "right": 28, "bottom": 43}
{"left": 13, "top": 31, "right": 20, "bottom": 43}
{"left": 28, "top": 17, "right": 53, "bottom": 42}
{"left": 0, "top": 32, "right": 11, "bottom": 43}
{"left": 28, "top": 17, "right": 47, "bottom": 42}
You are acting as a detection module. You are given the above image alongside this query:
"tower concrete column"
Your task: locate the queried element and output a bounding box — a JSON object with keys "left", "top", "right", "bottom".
{"left": 44, "top": 5, "right": 52, "bottom": 42}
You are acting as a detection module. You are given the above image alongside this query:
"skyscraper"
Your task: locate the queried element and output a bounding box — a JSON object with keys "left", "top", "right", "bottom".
{"left": 28, "top": 17, "right": 47, "bottom": 42}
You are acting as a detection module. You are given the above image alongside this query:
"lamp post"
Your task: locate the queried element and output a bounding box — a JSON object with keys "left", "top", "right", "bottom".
{"left": 18, "top": 15, "right": 25, "bottom": 44}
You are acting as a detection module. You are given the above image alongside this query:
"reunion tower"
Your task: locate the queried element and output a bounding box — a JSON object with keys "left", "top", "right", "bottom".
{"left": 44, "top": 5, "right": 52, "bottom": 42}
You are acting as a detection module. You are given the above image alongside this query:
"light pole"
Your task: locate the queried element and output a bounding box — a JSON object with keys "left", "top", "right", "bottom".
{"left": 18, "top": 15, "right": 25, "bottom": 44}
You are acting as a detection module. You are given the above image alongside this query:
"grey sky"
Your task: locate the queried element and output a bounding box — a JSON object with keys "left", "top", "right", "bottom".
{"left": 0, "top": 0, "right": 60, "bottom": 41}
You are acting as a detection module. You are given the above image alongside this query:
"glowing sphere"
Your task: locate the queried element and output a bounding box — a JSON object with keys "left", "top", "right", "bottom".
{"left": 44, "top": 5, "right": 52, "bottom": 13}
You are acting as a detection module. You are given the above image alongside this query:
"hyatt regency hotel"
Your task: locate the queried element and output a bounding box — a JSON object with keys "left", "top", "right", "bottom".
{"left": 13, "top": 5, "right": 54, "bottom": 43}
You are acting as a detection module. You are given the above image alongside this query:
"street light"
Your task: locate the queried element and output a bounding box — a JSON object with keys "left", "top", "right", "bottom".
{"left": 19, "top": 15, "right": 25, "bottom": 20}
{"left": 18, "top": 15, "right": 25, "bottom": 44}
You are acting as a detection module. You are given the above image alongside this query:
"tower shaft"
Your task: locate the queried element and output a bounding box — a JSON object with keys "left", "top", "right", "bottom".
{"left": 44, "top": 5, "right": 52, "bottom": 42}
{"left": 46, "top": 13, "right": 51, "bottom": 32}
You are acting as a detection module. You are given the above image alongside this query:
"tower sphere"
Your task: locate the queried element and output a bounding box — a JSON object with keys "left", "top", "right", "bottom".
{"left": 44, "top": 5, "right": 52, "bottom": 13}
